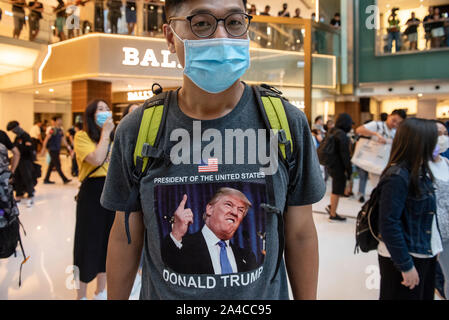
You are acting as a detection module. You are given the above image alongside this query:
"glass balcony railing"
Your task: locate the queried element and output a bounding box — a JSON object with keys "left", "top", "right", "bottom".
{"left": 0, "top": 0, "right": 341, "bottom": 58}
{"left": 249, "top": 20, "right": 305, "bottom": 52}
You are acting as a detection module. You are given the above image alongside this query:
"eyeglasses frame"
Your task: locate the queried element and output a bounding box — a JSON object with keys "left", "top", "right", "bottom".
{"left": 168, "top": 12, "right": 253, "bottom": 38}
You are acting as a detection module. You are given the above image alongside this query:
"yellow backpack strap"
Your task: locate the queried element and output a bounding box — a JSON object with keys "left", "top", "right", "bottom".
{"left": 251, "top": 84, "right": 296, "bottom": 283}
{"left": 133, "top": 103, "right": 165, "bottom": 172}
{"left": 125, "top": 90, "right": 171, "bottom": 244}
{"left": 261, "top": 95, "right": 293, "bottom": 160}
{"left": 252, "top": 84, "right": 294, "bottom": 161}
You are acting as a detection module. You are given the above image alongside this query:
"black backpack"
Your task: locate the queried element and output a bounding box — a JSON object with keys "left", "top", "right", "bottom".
{"left": 317, "top": 131, "right": 336, "bottom": 167}
{"left": 354, "top": 182, "right": 384, "bottom": 253}
{"left": 0, "top": 143, "right": 28, "bottom": 286}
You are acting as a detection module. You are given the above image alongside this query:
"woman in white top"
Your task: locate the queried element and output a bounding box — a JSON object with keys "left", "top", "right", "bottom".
{"left": 429, "top": 121, "right": 449, "bottom": 299}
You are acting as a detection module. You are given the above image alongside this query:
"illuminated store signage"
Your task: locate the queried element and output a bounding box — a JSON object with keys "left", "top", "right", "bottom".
{"left": 128, "top": 90, "right": 154, "bottom": 101}
{"left": 122, "top": 47, "right": 183, "bottom": 69}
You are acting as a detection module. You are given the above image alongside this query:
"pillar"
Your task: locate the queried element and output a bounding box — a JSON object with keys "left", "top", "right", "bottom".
{"left": 416, "top": 99, "right": 437, "bottom": 120}
{"left": 335, "top": 100, "right": 361, "bottom": 127}
{"left": 72, "top": 79, "right": 112, "bottom": 114}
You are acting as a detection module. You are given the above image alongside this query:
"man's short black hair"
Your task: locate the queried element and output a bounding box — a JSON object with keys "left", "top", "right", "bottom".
{"left": 314, "top": 115, "right": 323, "bottom": 123}
{"left": 165, "top": 0, "right": 248, "bottom": 16}
{"left": 6, "top": 121, "right": 19, "bottom": 131}
{"left": 391, "top": 109, "right": 407, "bottom": 120}
{"left": 52, "top": 116, "right": 62, "bottom": 122}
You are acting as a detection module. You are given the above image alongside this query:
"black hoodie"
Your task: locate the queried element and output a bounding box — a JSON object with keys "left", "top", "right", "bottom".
{"left": 329, "top": 113, "right": 353, "bottom": 178}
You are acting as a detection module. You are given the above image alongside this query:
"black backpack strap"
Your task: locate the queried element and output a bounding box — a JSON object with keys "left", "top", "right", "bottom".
{"left": 252, "top": 84, "right": 297, "bottom": 282}
{"left": 260, "top": 189, "right": 285, "bottom": 282}
{"left": 124, "top": 90, "right": 171, "bottom": 244}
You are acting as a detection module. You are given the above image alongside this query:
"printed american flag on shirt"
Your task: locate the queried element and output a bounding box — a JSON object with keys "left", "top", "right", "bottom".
{"left": 198, "top": 158, "right": 219, "bottom": 173}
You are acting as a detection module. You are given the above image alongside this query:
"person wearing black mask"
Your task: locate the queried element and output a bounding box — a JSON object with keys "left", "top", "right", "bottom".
{"left": 324, "top": 113, "right": 354, "bottom": 222}
{"left": 7, "top": 121, "right": 37, "bottom": 207}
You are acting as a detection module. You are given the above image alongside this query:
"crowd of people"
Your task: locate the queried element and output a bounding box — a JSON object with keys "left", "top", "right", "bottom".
{"left": 247, "top": 3, "right": 340, "bottom": 52}
{"left": 8, "top": 0, "right": 157, "bottom": 42}
{"left": 385, "top": 6, "right": 449, "bottom": 53}
{"left": 312, "top": 109, "right": 449, "bottom": 299}
{"left": 2, "top": 0, "right": 449, "bottom": 302}
{"left": 8, "top": 0, "right": 340, "bottom": 52}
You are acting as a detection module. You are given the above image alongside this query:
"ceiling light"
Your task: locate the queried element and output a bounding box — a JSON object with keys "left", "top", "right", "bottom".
{"left": 49, "top": 88, "right": 54, "bottom": 92}
{"left": 35, "top": 90, "right": 39, "bottom": 94}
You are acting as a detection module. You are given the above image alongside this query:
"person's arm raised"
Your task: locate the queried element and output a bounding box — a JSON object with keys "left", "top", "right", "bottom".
{"left": 83, "top": 118, "right": 114, "bottom": 166}
{"left": 106, "top": 210, "right": 144, "bottom": 300}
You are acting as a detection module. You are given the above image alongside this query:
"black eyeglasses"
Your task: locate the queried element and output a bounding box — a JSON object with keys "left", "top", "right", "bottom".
{"left": 169, "top": 12, "right": 253, "bottom": 38}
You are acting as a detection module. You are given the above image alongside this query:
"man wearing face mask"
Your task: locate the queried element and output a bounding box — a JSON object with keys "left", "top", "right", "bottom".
{"left": 40, "top": 116, "right": 73, "bottom": 184}
{"left": 7, "top": 121, "right": 37, "bottom": 207}
{"left": 429, "top": 121, "right": 449, "bottom": 300}
{"left": 102, "top": 0, "right": 325, "bottom": 300}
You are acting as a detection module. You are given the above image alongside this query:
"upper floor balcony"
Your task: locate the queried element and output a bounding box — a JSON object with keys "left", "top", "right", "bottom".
{"left": 0, "top": 0, "right": 341, "bottom": 121}
{"left": 357, "top": 0, "right": 449, "bottom": 84}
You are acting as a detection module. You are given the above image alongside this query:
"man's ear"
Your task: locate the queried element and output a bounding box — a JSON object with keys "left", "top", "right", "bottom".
{"left": 205, "top": 203, "right": 213, "bottom": 218}
{"left": 163, "top": 24, "right": 176, "bottom": 54}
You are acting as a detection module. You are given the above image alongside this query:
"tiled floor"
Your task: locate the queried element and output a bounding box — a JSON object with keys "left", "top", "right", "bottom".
{"left": 0, "top": 158, "right": 404, "bottom": 300}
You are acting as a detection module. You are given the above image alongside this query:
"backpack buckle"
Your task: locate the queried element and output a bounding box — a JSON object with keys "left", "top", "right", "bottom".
{"left": 142, "top": 143, "right": 164, "bottom": 159}
{"left": 277, "top": 129, "right": 288, "bottom": 145}
{"left": 261, "top": 84, "right": 283, "bottom": 96}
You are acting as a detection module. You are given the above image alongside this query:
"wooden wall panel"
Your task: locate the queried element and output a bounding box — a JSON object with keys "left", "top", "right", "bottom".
{"left": 71, "top": 80, "right": 112, "bottom": 113}
{"left": 335, "top": 101, "right": 361, "bottom": 128}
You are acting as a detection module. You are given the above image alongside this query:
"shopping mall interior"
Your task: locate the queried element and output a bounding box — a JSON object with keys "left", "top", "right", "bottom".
{"left": 0, "top": 0, "right": 448, "bottom": 301}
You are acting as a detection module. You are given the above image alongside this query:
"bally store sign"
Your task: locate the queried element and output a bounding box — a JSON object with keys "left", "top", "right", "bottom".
{"left": 39, "top": 34, "right": 184, "bottom": 83}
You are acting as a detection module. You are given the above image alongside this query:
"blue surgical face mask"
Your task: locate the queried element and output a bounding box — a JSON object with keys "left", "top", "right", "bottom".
{"left": 172, "top": 28, "right": 250, "bottom": 94}
{"left": 96, "top": 111, "right": 112, "bottom": 128}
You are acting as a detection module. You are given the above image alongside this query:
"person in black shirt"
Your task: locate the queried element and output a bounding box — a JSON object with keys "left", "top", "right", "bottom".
{"left": 125, "top": 1, "right": 136, "bottom": 35}
{"left": 107, "top": 0, "right": 122, "bottom": 34}
{"left": 40, "top": 116, "right": 73, "bottom": 184}
{"left": 11, "top": 0, "right": 26, "bottom": 39}
{"left": 324, "top": 113, "right": 354, "bottom": 222}
{"left": 330, "top": 13, "right": 341, "bottom": 29}
{"left": 278, "top": 3, "right": 290, "bottom": 17}
{"left": 430, "top": 7, "right": 445, "bottom": 48}
{"left": 7, "top": 121, "right": 37, "bottom": 207}
{"left": 258, "top": 5, "right": 271, "bottom": 48}
{"left": 260, "top": 5, "right": 270, "bottom": 16}
{"left": 28, "top": 1, "right": 44, "bottom": 41}
{"left": 423, "top": 7, "right": 434, "bottom": 49}
{"left": 0, "top": 130, "right": 20, "bottom": 174}
{"left": 405, "top": 12, "right": 420, "bottom": 50}
{"left": 293, "top": 8, "right": 304, "bottom": 51}
{"left": 248, "top": 4, "right": 256, "bottom": 15}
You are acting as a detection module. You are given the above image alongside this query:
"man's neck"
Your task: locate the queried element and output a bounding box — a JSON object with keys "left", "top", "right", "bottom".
{"left": 178, "top": 77, "right": 245, "bottom": 120}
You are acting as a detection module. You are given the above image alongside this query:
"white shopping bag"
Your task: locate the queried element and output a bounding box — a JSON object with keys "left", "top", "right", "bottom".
{"left": 351, "top": 138, "right": 392, "bottom": 175}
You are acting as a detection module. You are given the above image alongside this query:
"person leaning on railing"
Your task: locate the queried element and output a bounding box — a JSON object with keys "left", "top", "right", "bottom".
{"left": 430, "top": 7, "right": 445, "bottom": 48}
{"left": 53, "top": 0, "right": 67, "bottom": 41}
{"left": 28, "top": 0, "right": 44, "bottom": 41}
{"left": 11, "top": 0, "right": 26, "bottom": 39}
{"left": 386, "top": 8, "right": 401, "bottom": 53}
{"left": 404, "top": 12, "right": 420, "bottom": 51}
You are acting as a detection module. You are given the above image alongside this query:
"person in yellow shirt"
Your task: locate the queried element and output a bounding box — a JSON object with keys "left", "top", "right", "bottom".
{"left": 73, "top": 99, "right": 115, "bottom": 300}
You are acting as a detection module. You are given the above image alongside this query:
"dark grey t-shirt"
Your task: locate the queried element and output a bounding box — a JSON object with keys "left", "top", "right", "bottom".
{"left": 101, "top": 84, "right": 325, "bottom": 300}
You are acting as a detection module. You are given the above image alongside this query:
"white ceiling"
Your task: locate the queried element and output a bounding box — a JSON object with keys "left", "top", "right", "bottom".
{"left": 0, "top": 43, "right": 40, "bottom": 77}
